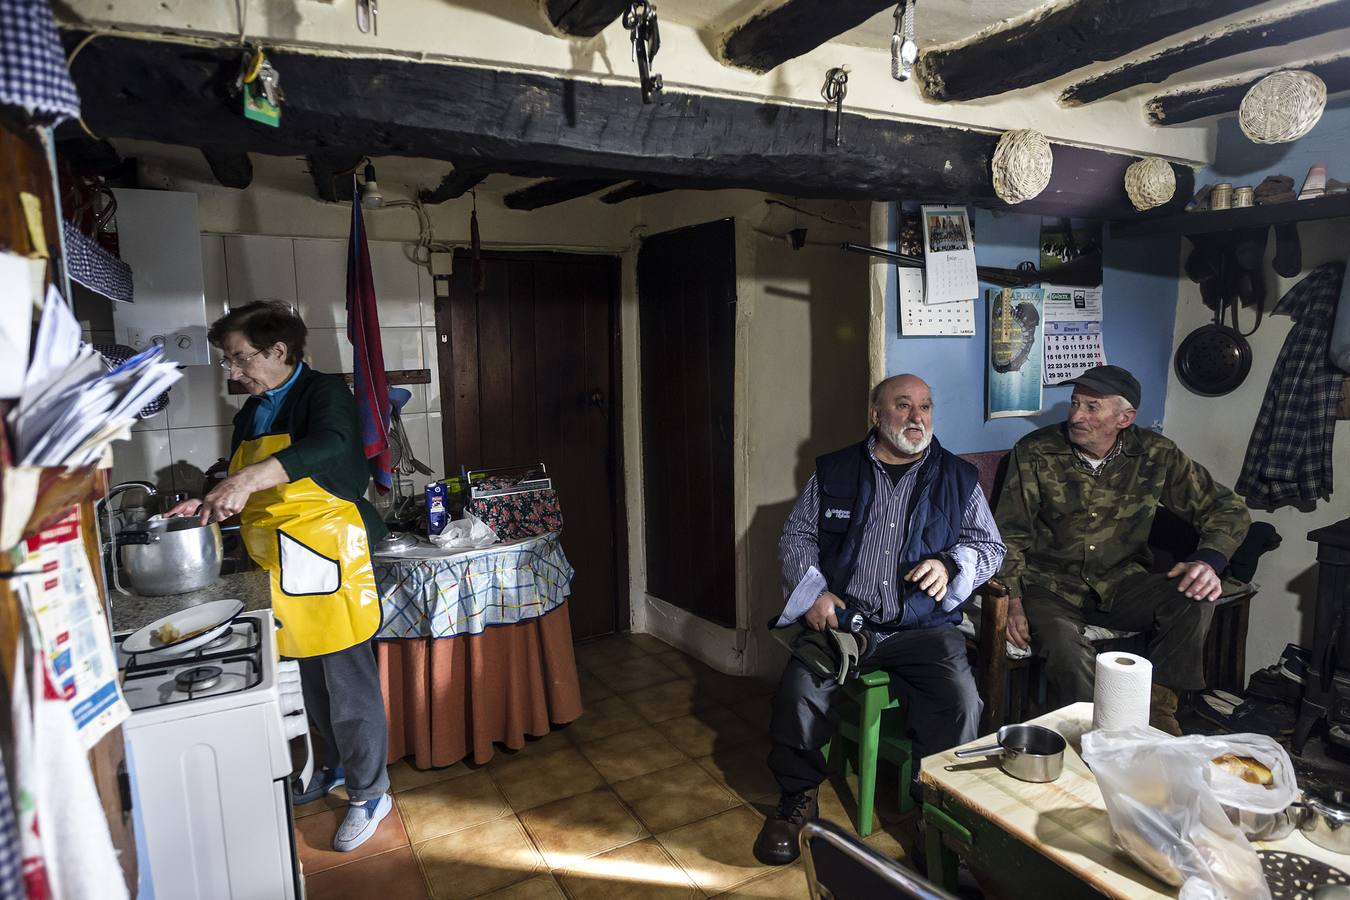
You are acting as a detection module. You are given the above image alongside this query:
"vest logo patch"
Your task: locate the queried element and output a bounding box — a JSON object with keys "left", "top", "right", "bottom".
{"left": 824, "top": 507, "right": 851, "bottom": 520}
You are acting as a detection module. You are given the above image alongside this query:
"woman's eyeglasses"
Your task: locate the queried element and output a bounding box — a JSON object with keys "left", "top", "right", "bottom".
{"left": 219, "top": 348, "right": 267, "bottom": 370}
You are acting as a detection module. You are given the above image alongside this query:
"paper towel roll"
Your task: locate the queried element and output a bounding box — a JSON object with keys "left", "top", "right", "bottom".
{"left": 1092, "top": 651, "right": 1153, "bottom": 731}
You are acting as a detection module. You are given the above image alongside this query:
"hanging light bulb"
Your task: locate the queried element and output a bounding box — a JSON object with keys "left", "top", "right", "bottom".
{"left": 361, "top": 162, "right": 385, "bottom": 209}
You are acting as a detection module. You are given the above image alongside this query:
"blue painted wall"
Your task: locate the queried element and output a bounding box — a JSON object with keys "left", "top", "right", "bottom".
{"left": 1205, "top": 97, "right": 1350, "bottom": 188}
{"left": 883, "top": 205, "right": 1179, "bottom": 454}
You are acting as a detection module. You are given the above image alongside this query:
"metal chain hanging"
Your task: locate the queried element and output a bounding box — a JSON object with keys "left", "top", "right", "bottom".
{"left": 891, "top": 0, "right": 917, "bottom": 82}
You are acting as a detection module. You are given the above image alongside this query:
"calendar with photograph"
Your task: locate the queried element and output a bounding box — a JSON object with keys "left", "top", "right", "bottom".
{"left": 896, "top": 267, "right": 974, "bottom": 336}
{"left": 1042, "top": 284, "right": 1107, "bottom": 384}
{"left": 920, "top": 205, "right": 978, "bottom": 304}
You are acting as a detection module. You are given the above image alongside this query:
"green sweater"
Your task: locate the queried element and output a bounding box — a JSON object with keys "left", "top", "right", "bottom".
{"left": 230, "top": 367, "right": 389, "bottom": 545}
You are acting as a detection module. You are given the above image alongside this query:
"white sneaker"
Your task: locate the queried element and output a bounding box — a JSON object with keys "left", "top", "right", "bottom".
{"left": 333, "top": 793, "right": 392, "bottom": 852}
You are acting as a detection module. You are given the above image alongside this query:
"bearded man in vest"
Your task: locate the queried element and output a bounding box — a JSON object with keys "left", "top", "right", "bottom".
{"left": 753, "top": 374, "right": 1007, "bottom": 865}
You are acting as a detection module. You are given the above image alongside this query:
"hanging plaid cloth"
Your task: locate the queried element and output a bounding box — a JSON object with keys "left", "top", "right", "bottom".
{"left": 1236, "top": 262, "right": 1346, "bottom": 510}
{"left": 0, "top": 749, "right": 23, "bottom": 900}
{"left": 346, "top": 183, "right": 393, "bottom": 493}
{"left": 0, "top": 0, "right": 81, "bottom": 125}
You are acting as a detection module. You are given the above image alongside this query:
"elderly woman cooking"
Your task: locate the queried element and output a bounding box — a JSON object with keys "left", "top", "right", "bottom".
{"left": 167, "top": 300, "right": 391, "bottom": 852}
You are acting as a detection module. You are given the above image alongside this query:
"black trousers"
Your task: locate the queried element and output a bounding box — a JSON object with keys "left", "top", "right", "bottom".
{"left": 1022, "top": 571, "right": 1215, "bottom": 709}
{"left": 767, "top": 624, "right": 981, "bottom": 796}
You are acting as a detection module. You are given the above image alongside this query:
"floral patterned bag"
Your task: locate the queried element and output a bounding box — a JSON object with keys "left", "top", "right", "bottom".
{"left": 466, "top": 488, "right": 563, "bottom": 540}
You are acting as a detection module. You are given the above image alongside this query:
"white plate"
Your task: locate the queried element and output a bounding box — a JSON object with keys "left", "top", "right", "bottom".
{"left": 122, "top": 598, "right": 245, "bottom": 654}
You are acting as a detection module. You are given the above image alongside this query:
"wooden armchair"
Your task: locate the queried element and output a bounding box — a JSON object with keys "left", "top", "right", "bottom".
{"left": 956, "top": 450, "right": 1260, "bottom": 735}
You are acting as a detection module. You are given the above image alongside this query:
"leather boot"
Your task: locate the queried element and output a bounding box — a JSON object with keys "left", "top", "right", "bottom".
{"left": 752, "top": 789, "right": 819, "bottom": 865}
{"left": 1150, "top": 684, "right": 1183, "bottom": 736}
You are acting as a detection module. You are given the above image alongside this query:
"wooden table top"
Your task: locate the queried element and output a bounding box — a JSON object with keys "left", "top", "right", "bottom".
{"left": 920, "top": 702, "right": 1350, "bottom": 899}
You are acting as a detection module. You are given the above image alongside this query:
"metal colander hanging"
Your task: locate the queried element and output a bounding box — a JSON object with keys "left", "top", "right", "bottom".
{"left": 1175, "top": 293, "right": 1252, "bottom": 396}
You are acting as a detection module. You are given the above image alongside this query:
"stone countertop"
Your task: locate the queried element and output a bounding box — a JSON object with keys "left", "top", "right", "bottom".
{"left": 109, "top": 571, "right": 271, "bottom": 633}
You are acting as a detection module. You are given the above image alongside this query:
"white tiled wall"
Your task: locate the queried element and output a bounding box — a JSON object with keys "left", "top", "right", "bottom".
{"left": 112, "top": 233, "right": 444, "bottom": 498}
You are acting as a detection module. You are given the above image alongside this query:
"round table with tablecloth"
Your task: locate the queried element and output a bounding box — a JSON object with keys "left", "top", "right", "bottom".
{"left": 372, "top": 532, "right": 582, "bottom": 767}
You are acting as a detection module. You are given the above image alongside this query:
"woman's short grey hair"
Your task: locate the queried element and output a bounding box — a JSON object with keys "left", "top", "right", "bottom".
{"left": 207, "top": 301, "right": 307, "bottom": 365}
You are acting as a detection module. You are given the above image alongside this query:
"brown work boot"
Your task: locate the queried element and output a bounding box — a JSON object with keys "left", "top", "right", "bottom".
{"left": 1150, "top": 684, "right": 1183, "bottom": 736}
{"left": 752, "top": 789, "right": 819, "bottom": 865}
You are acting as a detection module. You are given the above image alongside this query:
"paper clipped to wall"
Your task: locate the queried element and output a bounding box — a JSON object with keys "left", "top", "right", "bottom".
{"left": 920, "top": 205, "right": 978, "bottom": 304}
{"left": 1042, "top": 283, "right": 1107, "bottom": 385}
{"left": 987, "top": 287, "right": 1045, "bottom": 419}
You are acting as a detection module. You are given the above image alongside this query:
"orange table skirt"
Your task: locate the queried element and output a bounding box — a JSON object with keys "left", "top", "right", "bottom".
{"left": 376, "top": 600, "right": 583, "bottom": 768}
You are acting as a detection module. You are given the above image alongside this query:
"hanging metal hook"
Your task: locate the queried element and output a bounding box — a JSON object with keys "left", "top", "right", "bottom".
{"left": 822, "top": 67, "right": 849, "bottom": 148}
{"left": 623, "top": 1, "right": 663, "bottom": 104}
{"left": 891, "top": 0, "right": 917, "bottom": 82}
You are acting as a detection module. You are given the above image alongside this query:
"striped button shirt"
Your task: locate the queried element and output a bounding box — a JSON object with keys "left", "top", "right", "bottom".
{"left": 779, "top": 435, "right": 1006, "bottom": 626}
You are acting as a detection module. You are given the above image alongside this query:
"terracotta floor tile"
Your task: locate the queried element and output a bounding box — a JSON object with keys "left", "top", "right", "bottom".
{"left": 486, "top": 727, "right": 576, "bottom": 767}
{"left": 653, "top": 651, "right": 715, "bottom": 681}
{"left": 397, "top": 769, "right": 510, "bottom": 843}
{"left": 653, "top": 708, "right": 761, "bottom": 759}
{"left": 863, "top": 820, "right": 917, "bottom": 863}
{"left": 555, "top": 837, "right": 700, "bottom": 900}
{"left": 294, "top": 784, "right": 349, "bottom": 819}
{"left": 611, "top": 761, "right": 740, "bottom": 834}
{"left": 304, "top": 845, "right": 429, "bottom": 900}
{"left": 517, "top": 787, "right": 647, "bottom": 869}
{"left": 689, "top": 672, "right": 775, "bottom": 705}
{"left": 575, "top": 725, "right": 688, "bottom": 783}
{"left": 654, "top": 806, "right": 774, "bottom": 895}
{"left": 694, "top": 742, "right": 778, "bottom": 804}
{"left": 624, "top": 679, "right": 720, "bottom": 724}
{"left": 722, "top": 699, "right": 772, "bottom": 737}
{"left": 710, "top": 862, "right": 811, "bottom": 899}
{"left": 564, "top": 694, "right": 649, "bottom": 744}
{"left": 489, "top": 746, "right": 606, "bottom": 811}
{"left": 416, "top": 815, "right": 545, "bottom": 900}
{"left": 476, "top": 874, "right": 566, "bottom": 898}
{"left": 577, "top": 670, "right": 615, "bottom": 703}
{"left": 574, "top": 637, "right": 647, "bottom": 671}
{"left": 295, "top": 795, "right": 409, "bottom": 875}
{"left": 388, "top": 759, "right": 474, "bottom": 793}
{"left": 625, "top": 633, "right": 676, "bottom": 655}
{"left": 588, "top": 656, "right": 681, "bottom": 693}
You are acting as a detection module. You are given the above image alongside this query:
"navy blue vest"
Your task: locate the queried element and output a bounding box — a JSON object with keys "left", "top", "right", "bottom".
{"left": 814, "top": 435, "right": 976, "bottom": 629}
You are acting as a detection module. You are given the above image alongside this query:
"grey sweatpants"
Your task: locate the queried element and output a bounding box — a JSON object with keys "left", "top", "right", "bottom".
{"left": 299, "top": 639, "right": 390, "bottom": 802}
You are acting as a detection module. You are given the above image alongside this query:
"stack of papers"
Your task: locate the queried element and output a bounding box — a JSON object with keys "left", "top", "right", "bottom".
{"left": 8, "top": 287, "right": 181, "bottom": 468}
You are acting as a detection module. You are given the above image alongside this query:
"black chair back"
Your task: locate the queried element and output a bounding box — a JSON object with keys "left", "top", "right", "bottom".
{"left": 800, "top": 819, "right": 958, "bottom": 900}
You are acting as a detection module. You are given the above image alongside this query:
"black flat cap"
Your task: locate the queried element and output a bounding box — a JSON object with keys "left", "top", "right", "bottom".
{"left": 1065, "top": 365, "right": 1141, "bottom": 409}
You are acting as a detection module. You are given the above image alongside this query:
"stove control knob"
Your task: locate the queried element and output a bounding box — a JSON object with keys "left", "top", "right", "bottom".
{"left": 283, "top": 712, "right": 309, "bottom": 741}
{"left": 279, "top": 692, "right": 305, "bottom": 717}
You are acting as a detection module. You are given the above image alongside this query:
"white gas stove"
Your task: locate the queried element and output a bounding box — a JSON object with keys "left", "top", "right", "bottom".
{"left": 116, "top": 609, "right": 310, "bottom": 900}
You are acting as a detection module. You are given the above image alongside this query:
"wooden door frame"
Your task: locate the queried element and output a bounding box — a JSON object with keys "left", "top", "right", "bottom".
{"left": 433, "top": 249, "right": 629, "bottom": 635}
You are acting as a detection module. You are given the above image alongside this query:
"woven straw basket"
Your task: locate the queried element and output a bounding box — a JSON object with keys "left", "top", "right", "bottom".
{"left": 1124, "top": 157, "right": 1176, "bottom": 211}
{"left": 992, "top": 129, "right": 1052, "bottom": 204}
{"left": 1239, "top": 71, "right": 1326, "bottom": 144}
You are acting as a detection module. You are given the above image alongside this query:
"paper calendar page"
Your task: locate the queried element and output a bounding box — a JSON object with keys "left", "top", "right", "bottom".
{"left": 1042, "top": 284, "right": 1107, "bottom": 384}
{"left": 921, "top": 205, "right": 978, "bottom": 304}
{"left": 896, "top": 267, "right": 974, "bottom": 336}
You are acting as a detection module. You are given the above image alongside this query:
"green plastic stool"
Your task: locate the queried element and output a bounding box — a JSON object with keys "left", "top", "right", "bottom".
{"left": 821, "top": 670, "right": 914, "bottom": 837}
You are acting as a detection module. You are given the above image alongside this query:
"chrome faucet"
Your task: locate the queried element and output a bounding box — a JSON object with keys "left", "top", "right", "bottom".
{"left": 99, "top": 481, "right": 157, "bottom": 596}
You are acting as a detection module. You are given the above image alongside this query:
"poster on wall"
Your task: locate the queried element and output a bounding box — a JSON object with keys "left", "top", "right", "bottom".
{"left": 1042, "top": 283, "right": 1107, "bottom": 384}
{"left": 921, "top": 205, "right": 978, "bottom": 304}
{"left": 896, "top": 268, "right": 975, "bottom": 336}
{"left": 987, "top": 287, "right": 1044, "bottom": 419}
{"left": 1039, "top": 218, "right": 1104, "bottom": 286}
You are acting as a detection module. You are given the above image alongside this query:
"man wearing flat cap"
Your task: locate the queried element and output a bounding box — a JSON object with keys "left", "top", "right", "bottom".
{"left": 993, "top": 365, "right": 1250, "bottom": 734}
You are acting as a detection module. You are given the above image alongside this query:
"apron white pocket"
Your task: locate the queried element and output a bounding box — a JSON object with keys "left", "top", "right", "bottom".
{"left": 278, "top": 530, "right": 341, "bottom": 595}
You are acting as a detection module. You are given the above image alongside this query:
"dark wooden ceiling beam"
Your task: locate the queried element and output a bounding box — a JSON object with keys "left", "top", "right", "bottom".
{"left": 201, "top": 148, "right": 252, "bottom": 189}
{"left": 307, "top": 153, "right": 363, "bottom": 202}
{"left": 503, "top": 177, "right": 621, "bottom": 210}
{"left": 720, "top": 0, "right": 895, "bottom": 74}
{"left": 599, "top": 181, "right": 671, "bottom": 203}
{"left": 1062, "top": 1, "right": 1350, "bottom": 105}
{"left": 545, "top": 0, "right": 629, "bottom": 37}
{"left": 63, "top": 32, "right": 1188, "bottom": 220}
{"left": 916, "top": 0, "right": 1268, "bottom": 102}
{"left": 1147, "top": 53, "right": 1350, "bottom": 124}
{"left": 418, "top": 166, "right": 488, "bottom": 204}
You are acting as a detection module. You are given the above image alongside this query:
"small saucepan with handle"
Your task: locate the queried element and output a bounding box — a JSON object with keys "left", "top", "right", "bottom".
{"left": 951, "top": 724, "right": 1067, "bottom": 783}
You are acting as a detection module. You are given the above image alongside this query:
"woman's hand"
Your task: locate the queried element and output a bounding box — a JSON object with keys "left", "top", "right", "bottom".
{"left": 164, "top": 499, "right": 202, "bottom": 518}
{"left": 198, "top": 476, "right": 252, "bottom": 524}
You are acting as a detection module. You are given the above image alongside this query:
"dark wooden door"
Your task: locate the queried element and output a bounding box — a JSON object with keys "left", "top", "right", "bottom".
{"left": 436, "top": 251, "right": 623, "bottom": 640}
{"left": 637, "top": 219, "right": 737, "bottom": 627}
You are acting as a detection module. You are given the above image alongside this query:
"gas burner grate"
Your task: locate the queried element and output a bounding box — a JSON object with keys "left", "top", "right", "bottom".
{"left": 120, "top": 616, "right": 261, "bottom": 676}
{"left": 1259, "top": 849, "right": 1350, "bottom": 899}
{"left": 175, "top": 665, "right": 223, "bottom": 693}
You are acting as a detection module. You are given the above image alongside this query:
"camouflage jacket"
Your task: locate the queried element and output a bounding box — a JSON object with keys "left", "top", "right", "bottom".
{"left": 994, "top": 424, "right": 1251, "bottom": 610}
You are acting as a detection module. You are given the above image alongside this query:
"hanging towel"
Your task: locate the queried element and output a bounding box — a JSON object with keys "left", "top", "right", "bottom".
{"left": 346, "top": 183, "right": 393, "bottom": 493}
{"left": 1236, "top": 262, "right": 1346, "bottom": 510}
{"left": 0, "top": 0, "right": 81, "bottom": 125}
{"left": 9, "top": 627, "right": 50, "bottom": 900}
{"left": 0, "top": 731, "right": 24, "bottom": 900}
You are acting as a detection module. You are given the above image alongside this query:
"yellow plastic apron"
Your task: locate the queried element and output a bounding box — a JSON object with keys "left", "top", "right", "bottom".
{"left": 229, "top": 433, "right": 380, "bottom": 658}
